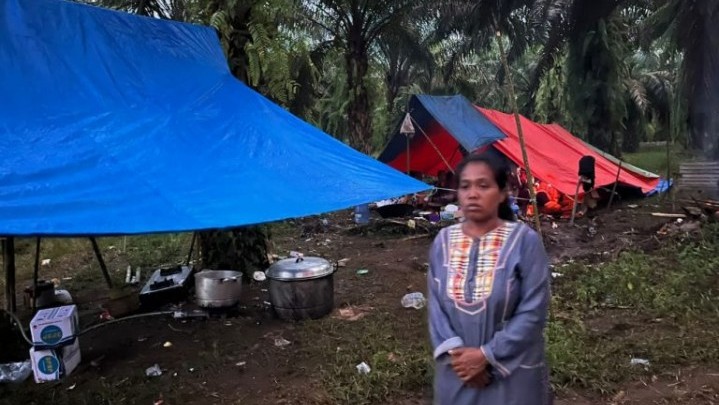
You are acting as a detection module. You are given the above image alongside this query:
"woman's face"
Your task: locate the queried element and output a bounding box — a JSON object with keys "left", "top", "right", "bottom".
{"left": 457, "top": 162, "right": 506, "bottom": 223}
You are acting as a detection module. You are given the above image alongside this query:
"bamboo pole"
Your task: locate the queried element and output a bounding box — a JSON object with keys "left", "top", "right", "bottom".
{"left": 494, "top": 29, "right": 542, "bottom": 237}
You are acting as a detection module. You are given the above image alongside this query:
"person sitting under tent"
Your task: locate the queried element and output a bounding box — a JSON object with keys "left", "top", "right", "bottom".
{"left": 426, "top": 170, "right": 457, "bottom": 207}
{"left": 526, "top": 180, "right": 574, "bottom": 217}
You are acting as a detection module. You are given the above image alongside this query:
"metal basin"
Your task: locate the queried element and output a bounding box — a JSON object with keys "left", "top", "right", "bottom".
{"left": 194, "top": 270, "right": 242, "bottom": 308}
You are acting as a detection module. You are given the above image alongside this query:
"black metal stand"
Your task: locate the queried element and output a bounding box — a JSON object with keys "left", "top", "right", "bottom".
{"left": 32, "top": 237, "right": 41, "bottom": 310}
{"left": 185, "top": 232, "right": 197, "bottom": 266}
{"left": 89, "top": 237, "right": 113, "bottom": 288}
{"left": 3, "top": 237, "right": 16, "bottom": 312}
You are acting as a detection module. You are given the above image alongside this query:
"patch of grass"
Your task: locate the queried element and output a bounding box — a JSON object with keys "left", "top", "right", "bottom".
{"left": 547, "top": 224, "right": 719, "bottom": 393}
{"left": 3, "top": 234, "right": 191, "bottom": 289}
{"left": 297, "top": 310, "right": 431, "bottom": 405}
{"left": 623, "top": 144, "right": 690, "bottom": 177}
{"left": 115, "top": 233, "right": 192, "bottom": 268}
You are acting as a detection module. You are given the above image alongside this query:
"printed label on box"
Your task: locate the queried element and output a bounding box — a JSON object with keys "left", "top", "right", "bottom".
{"left": 37, "top": 356, "right": 59, "bottom": 374}
{"left": 40, "top": 325, "right": 64, "bottom": 345}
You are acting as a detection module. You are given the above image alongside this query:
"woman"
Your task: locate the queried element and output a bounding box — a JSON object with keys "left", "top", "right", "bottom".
{"left": 427, "top": 153, "right": 552, "bottom": 405}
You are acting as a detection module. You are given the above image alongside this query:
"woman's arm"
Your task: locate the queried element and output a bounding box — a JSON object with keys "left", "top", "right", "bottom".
{"left": 480, "top": 228, "right": 550, "bottom": 378}
{"left": 428, "top": 230, "right": 464, "bottom": 359}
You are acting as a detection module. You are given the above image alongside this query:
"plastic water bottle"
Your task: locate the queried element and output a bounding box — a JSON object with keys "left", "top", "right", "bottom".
{"left": 401, "top": 292, "right": 426, "bottom": 309}
{"left": 354, "top": 204, "right": 370, "bottom": 224}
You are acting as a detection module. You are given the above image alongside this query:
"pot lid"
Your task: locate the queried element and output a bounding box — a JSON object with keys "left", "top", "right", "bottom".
{"left": 266, "top": 256, "right": 333, "bottom": 280}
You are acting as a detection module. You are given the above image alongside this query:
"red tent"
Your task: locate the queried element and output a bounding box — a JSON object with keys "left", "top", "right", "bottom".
{"left": 379, "top": 95, "right": 663, "bottom": 199}
{"left": 478, "top": 108, "right": 660, "bottom": 196}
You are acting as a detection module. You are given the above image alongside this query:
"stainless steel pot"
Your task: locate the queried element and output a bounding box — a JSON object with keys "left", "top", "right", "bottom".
{"left": 266, "top": 257, "right": 336, "bottom": 320}
{"left": 194, "top": 270, "right": 243, "bottom": 308}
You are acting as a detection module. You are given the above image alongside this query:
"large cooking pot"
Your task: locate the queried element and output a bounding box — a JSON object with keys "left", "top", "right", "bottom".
{"left": 194, "top": 270, "right": 243, "bottom": 308}
{"left": 266, "top": 257, "right": 336, "bottom": 321}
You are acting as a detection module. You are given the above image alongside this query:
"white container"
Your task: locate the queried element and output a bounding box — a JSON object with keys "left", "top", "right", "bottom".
{"left": 30, "top": 338, "right": 81, "bottom": 383}
{"left": 30, "top": 305, "right": 79, "bottom": 346}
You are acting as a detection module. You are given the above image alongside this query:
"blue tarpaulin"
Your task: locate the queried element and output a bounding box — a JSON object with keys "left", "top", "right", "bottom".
{"left": 413, "top": 95, "right": 506, "bottom": 151}
{"left": 0, "top": 0, "right": 429, "bottom": 236}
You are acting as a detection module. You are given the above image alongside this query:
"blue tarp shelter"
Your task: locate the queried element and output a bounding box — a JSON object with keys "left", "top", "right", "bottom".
{"left": 0, "top": 0, "right": 429, "bottom": 236}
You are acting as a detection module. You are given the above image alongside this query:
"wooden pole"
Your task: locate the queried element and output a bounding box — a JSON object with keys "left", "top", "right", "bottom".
{"left": 406, "top": 134, "right": 411, "bottom": 174}
{"left": 32, "top": 237, "right": 41, "bottom": 311}
{"left": 89, "top": 237, "right": 113, "bottom": 288}
{"left": 665, "top": 129, "right": 675, "bottom": 210}
{"left": 569, "top": 178, "right": 582, "bottom": 225}
{"left": 607, "top": 160, "right": 623, "bottom": 209}
{"left": 411, "top": 116, "right": 455, "bottom": 174}
{"left": 3, "top": 237, "right": 16, "bottom": 313}
{"left": 494, "top": 28, "right": 542, "bottom": 237}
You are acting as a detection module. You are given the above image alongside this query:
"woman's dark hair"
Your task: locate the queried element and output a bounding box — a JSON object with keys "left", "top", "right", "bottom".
{"left": 454, "top": 152, "right": 516, "bottom": 221}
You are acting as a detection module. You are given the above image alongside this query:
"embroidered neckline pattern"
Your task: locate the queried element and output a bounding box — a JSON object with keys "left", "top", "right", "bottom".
{"left": 446, "top": 222, "right": 516, "bottom": 303}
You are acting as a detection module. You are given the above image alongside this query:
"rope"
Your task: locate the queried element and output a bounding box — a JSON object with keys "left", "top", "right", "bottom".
{"left": 0, "top": 309, "right": 175, "bottom": 345}
{"left": 78, "top": 311, "right": 174, "bottom": 336}
{"left": 0, "top": 309, "right": 32, "bottom": 345}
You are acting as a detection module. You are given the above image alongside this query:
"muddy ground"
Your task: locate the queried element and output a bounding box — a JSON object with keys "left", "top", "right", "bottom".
{"left": 1, "top": 199, "right": 717, "bottom": 404}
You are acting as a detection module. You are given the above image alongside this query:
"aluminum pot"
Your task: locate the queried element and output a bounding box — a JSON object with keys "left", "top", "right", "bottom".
{"left": 194, "top": 270, "right": 243, "bottom": 308}
{"left": 266, "top": 257, "right": 336, "bottom": 321}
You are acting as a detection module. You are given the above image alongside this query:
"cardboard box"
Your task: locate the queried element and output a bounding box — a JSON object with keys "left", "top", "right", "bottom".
{"left": 30, "top": 305, "right": 79, "bottom": 347}
{"left": 30, "top": 338, "right": 81, "bottom": 383}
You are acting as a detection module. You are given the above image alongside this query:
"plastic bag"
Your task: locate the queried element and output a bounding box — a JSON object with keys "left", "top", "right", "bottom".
{"left": 401, "top": 292, "right": 426, "bottom": 309}
{"left": 0, "top": 361, "right": 32, "bottom": 384}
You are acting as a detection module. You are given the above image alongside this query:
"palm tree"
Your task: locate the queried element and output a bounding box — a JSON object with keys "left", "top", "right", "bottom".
{"left": 642, "top": 0, "right": 719, "bottom": 159}
{"left": 526, "top": 1, "right": 636, "bottom": 155}
{"left": 298, "top": 0, "right": 424, "bottom": 154}
{"left": 86, "top": 0, "right": 195, "bottom": 19}
{"left": 376, "top": 23, "right": 435, "bottom": 116}
{"left": 622, "top": 49, "right": 676, "bottom": 152}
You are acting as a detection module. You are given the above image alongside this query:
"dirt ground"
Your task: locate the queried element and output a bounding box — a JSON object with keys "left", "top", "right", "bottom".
{"left": 1, "top": 199, "right": 718, "bottom": 404}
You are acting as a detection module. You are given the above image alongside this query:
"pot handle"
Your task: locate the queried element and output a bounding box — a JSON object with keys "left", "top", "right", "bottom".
{"left": 221, "top": 277, "right": 239, "bottom": 283}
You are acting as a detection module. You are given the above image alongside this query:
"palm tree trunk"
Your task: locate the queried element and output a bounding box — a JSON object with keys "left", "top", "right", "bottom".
{"left": 345, "top": 34, "right": 373, "bottom": 154}
{"left": 685, "top": 0, "right": 719, "bottom": 160}
{"left": 198, "top": 227, "right": 270, "bottom": 279}
{"left": 688, "top": 60, "right": 719, "bottom": 160}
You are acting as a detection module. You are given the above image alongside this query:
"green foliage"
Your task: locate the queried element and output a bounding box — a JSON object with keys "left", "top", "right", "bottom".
{"left": 206, "top": 0, "right": 310, "bottom": 107}
{"left": 547, "top": 224, "right": 719, "bottom": 392}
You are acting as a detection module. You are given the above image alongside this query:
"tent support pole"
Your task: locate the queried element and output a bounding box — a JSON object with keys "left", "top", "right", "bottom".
{"left": 89, "top": 237, "right": 113, "bottom": 288}
{"left": 607, "top": 160, "right": 623, "bottom": 210}
{"left": 406, "top": 135, "right": 411, "bottom": 174}
{"left": 410, "top": 116, "right": 455, "bottom": 174}
{"left": 569, "top": 179, "right": 582, "bottom": 226}
{"left": 494, "top": 26, "right": 542, "bottom": 238}
{"left": 3, "top": 237, "right": 16, "bottom": 313}
{"left": 32, "top": 237, "right": 41, "bottom": 311}
{"left": 185, "top": 232, "right": 197, "bottom": 266}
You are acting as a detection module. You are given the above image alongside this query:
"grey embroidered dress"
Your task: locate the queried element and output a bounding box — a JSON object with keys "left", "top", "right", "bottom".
{"left": 428, "top": 222, "right": 552, "bottom": 405}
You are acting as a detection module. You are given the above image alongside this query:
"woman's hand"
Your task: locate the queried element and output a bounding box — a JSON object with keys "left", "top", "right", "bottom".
{"left": 448, "top": 347, "right": 489, "bottom": 384}
{"left": 466, "top": 369, "right": 492, "bottom": 388}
